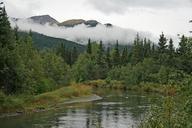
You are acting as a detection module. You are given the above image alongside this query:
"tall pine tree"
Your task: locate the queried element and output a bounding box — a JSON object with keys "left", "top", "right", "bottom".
{"left": 0, "top": 4, "right": 19, "bottom": 93}
{"left": 87, "top": 38, "right": 92, "bottom": 54}
{"left": 158, "top": 32, "right": 167, "bottom": 54}
{"left": 112, "top": 40, "right": 120, "bottom": 66}
{"left": 121, "top": 47, "right": 129, "bottom": 65}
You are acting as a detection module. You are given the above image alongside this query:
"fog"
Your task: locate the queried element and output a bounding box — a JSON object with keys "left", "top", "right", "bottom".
{"left": 10, "top": 19, "right": 156, "bottom": 45}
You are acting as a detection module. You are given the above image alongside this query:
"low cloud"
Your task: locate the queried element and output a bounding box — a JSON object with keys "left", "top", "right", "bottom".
{"left": 10, "top": 19, "right": 155, "bottom": 45}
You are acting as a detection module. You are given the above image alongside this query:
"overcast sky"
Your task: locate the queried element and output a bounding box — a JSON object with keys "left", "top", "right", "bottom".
{"left": 2, "top": 0, "right": 192, "bottom": 37}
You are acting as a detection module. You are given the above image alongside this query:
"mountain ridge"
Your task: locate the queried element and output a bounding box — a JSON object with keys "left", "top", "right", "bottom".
{"left": 26, "top": 15, "right": 112, "bottom": 27}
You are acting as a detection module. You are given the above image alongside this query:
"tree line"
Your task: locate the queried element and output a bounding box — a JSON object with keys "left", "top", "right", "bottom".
{"left": 1, "top": 4, "right": 192, "bottom": 95}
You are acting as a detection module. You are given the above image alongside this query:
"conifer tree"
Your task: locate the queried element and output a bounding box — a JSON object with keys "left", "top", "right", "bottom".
{"left": 131, "top": 34, "right": 143, "bottom": 65}
{"left": 121, "top": 47, "right": 128, "bottom": 65}
{"left": 87, "top": 38, "right": 92, "bottom": 54}
{"left": 96, "top": 41, "right": 107, "bottom": 79}
{"left": 0, "top": 4, "right": 18, "bottom": 93}
{"left": 177, "top": 35, "right": 188, "bottom": 56}
{"left": 71, "top": 47, "right": 78, "bottom": 65}
{"left": 14, "top": 25, "right": 19, "bottom": 41}
{"left": 158, "top": 32, "right": 167, "bottom": 54}
{"left": 112, "top": 40, "right": 120, "bottom": 66}
{"left": 168, "top": 38, "right": 175, "bottom": 57}
{"left": 106, "top": 47, "right": 112, "bottom": 69}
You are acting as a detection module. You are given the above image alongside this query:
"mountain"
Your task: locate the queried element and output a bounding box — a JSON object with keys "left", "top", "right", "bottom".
{"left": 23, "top": 15, "right": 112, "bottom": 27}
{"left": 58, "top": 19, "right": 85, "bottom": 27}
{"left": 28, "top": 15, "right": 59, "bottom": 25}
{"left": 58, "top": 19, "right": 100, "bottom": 27}
{"left": 18, "top": 31, "right": 86, "bottom": 52}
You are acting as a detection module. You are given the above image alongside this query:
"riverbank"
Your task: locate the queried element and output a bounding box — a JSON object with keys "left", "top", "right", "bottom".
{"left": 0, "top": 84, "right": 93, "bottom": 116}
{"left": 0, "top": 79, "right": 179, "bottom": 117}
{"left": 84, "top": 79, "right": 178, "bottom": 96}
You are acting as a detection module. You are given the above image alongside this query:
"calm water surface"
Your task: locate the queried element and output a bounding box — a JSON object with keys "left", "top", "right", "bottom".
{"left": 0, "top": 89, "right": 159, "bottom": 128}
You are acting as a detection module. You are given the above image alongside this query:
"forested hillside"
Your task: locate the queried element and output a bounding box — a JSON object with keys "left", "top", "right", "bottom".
{"left": 18, "top": 31, "right": 86, "bottom": 51}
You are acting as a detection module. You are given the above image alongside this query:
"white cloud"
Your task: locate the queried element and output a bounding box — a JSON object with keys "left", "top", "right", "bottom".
{"left": 10, "top": 19, "right": 155, "bottom": 45}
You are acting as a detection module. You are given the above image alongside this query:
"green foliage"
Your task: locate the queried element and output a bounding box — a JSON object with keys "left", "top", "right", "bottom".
{"left": 112, "top": 41, "right": 120, "bottom": 66}
{"left": 72, "top": 54, "right": 97, "bottom": 82}
{"left": 131, "top": 34, "right": 144, "bottom": 65}
{"left": 42, "top": 50, "right": 71, "bottom": 86}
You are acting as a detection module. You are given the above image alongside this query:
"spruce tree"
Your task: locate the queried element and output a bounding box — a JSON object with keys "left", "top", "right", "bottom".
{"left": 177, "top": 35, "right": 188, "bottom": 56}
{"left": 158, "top": 33, "right": 168, "bottom": 65}
{"left": 121, "top": 47, "right": 128, "bottom": 65}
{"left": 158, "top": 32, "right": 167, "bottom": 54}
{"left": 14, "top": 25, "right": 19, "bottom": 41}
{"left": 168, "top": 38, "right": 175, "bottom": 56}
{"left": 112, "top": 40, "right": 120, "bottom": 66}
{"left": 0, "top": 4, "right": 15, "bottom": 48}
{"left": 96, "top": 41, "right": 107, "bottom": 79}
{"left": 0, "top": 4, "right": 18, "bottom": 93}
{"left": 71, "top": 47, "right": 78, "bottom": 65}
{"left": 106, "top": 47, "right": 112, "bottom": 69}
{"left": 131, "top": 34, "right": 143, "bottom": 65}
{"left": 87, "top": 38, "right": 92, "bottom": 54}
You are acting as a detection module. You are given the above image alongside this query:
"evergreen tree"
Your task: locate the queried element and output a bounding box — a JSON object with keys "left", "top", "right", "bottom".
{"left": 158, "top": 33, "right": 168, "bottom": 65}
{"left": 0, "top": 5, "right": 15, "bottom": 48}
{"left": 0, "top": 5, "right": 19, "bottom": 93}
{"left": 71, "top": 47, "right": 78, "bottom": 65}
{"left": 121, "top": 47, "right": 129, "bottom": 65}
{"left": 87, "top": 38, "right": 92, "bottom": 54}
{"left": 168, "top": 38, "right": 175, "bottom": 57}
{"left": 158, "top": 32, "right": 167, "bottom": 54}
{"left": 95, "top": 41, "right": 107, "bottom": 79}
{"left": 167, "top": 38, "right": 175, "bottom": 66}
{"left": 14, "top": 25, "right": 19, "bottom": 41}
{"left": 131, "top": 34, "right": 144, "bottom": 65}
{"left": 112, "top": 40, "right": 120, "bottom": 66}
{"left": 57, "top": 43, "right": 66, "bottom": 60}
{"left": 29, "top": 29, "right": 33, "bottom": 38}
{"left": 106, "top": 47, "right": 112, "bottom": 69}
{"left": 96, "top": 41, "right": 104, "bottom": 64}
{"left": 177, "top": 35, "right": 188, "bottom": 55}
{"left": 143, "top": 38, "right": 152, "bottom": 58}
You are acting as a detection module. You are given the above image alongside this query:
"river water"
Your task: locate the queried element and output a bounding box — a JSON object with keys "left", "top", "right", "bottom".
{"left": 0, "top": 89, "right": 159, "bottom": 128}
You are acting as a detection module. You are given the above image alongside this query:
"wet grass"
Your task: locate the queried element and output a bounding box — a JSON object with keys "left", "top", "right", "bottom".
{"left": 0, "top": 84, "right": 92, "bottom": 115}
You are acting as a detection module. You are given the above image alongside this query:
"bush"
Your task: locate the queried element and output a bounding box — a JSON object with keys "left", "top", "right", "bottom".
{"left": 0, "top": 91, "right": 6, "bottom": 105}
{"left": 34, "top": 78, "right": 55, "bottom": 94}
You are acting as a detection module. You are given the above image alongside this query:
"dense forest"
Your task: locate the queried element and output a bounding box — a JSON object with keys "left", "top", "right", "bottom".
{"left": 1, "top": 4, "right": 192, "bottom": 127}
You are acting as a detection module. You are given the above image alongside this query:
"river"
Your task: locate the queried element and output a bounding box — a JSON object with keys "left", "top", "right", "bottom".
{"left": 0, "top": 89, "right": 159, "bottom": 128}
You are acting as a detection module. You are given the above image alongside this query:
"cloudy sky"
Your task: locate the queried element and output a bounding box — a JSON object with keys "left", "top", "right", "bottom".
{"left": 3, "top": 0, "right": 192, "bottom": 37}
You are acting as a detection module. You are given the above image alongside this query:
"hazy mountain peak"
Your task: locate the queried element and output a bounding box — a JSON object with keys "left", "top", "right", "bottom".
{"left": 58, "top": 19, "right": 86, "bottom": 27}
{"left": 28, "top": 15, "right": 59, "bottom": 25}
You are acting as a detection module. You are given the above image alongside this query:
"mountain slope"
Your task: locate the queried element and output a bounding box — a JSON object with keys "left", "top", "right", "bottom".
{"left": 58, "top": 19, "right": 85, "bottom": 27}
{"left": 58, "top": 19, "right": 100, "bottom": 27}
{"left": 18, "top": 31, "right": 86, "bottom": 52}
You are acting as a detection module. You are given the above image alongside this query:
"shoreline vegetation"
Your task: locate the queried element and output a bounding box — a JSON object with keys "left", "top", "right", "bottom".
{"left": 0, "top": 84, "right": 92, "bottom": 116}
{"left": 0, "top": 80, "right": 177, "bottom": 117}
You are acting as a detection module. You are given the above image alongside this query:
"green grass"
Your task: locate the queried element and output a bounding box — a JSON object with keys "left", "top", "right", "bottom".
{"left": 0, "top": 84, "right": 92, "bottom": 114}
{"left": 84, "top": 79, "right": 179, "bottom": 96}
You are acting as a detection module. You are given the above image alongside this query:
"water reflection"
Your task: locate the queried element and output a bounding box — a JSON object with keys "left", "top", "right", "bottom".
{"left": 0, "top": 89, "right": 159, "bottom": 128}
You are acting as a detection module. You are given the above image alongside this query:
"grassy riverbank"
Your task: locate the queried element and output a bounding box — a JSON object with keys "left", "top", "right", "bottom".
{"left": 84, "top": 79, "right": 178, "bottom": 96}
{"left": 0, "top": 84, "right": 92, "bottom": 114}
